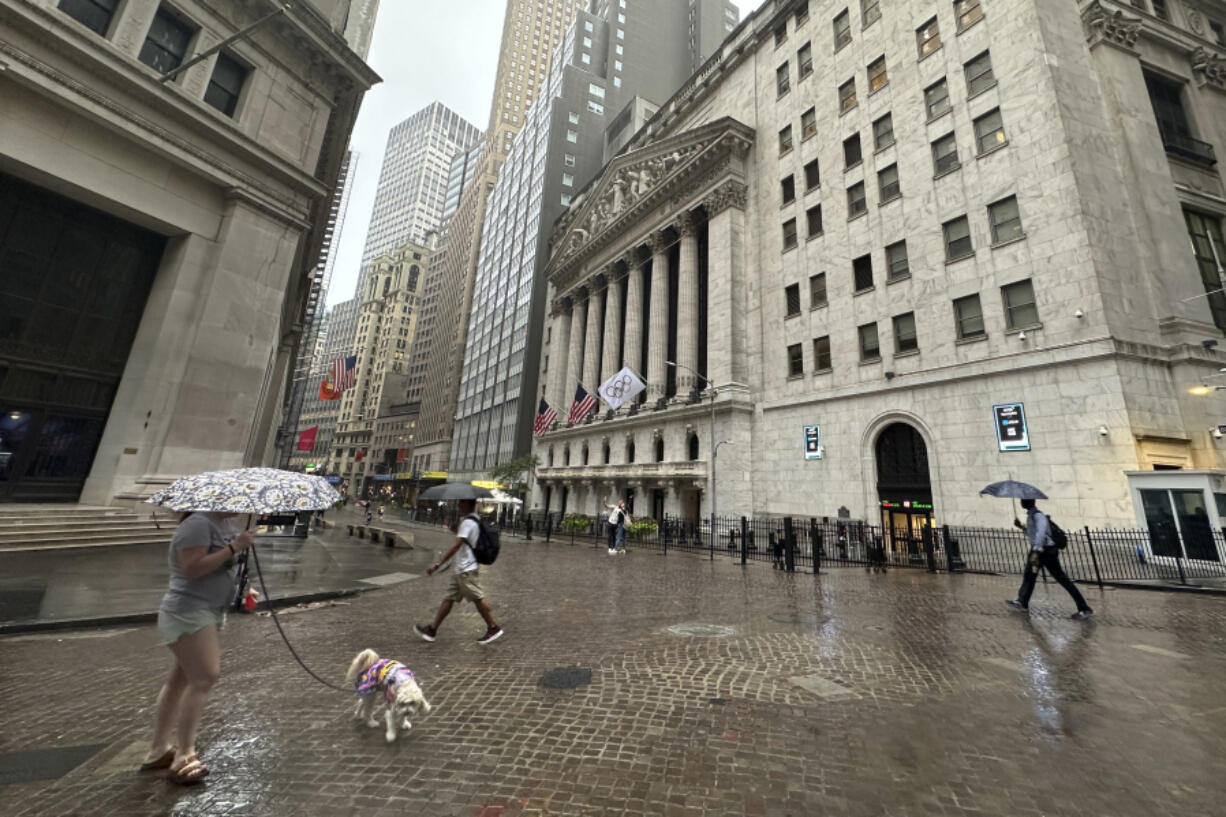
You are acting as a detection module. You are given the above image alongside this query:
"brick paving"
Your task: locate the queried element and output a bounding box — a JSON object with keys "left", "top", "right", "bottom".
{"left": 1, "top": 528, "right": 1225, "bottom": 816}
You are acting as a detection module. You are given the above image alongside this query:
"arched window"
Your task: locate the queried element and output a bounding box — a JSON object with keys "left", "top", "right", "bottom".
{"left": 582, "top": 444, "right": 589, "bottom": 465}
{"left": 602, "top": 442, "right": 610, "bottom": 464}
{"left": 626, "top": 440, "right": 635, "bottom": 463}
{"left": 563, "top": 445, "right": 570, "bottom": 466}
{"left": 688, "top": 433, "right": 700, "bottom": 461}
{"left": 408, "top": 265, "right": 420, "bottom": 291}
{"left": 382, "top": 277, "right": 391, "bottom": 297}
{"left": 548, "top": 446, "right": 554, "bottom": 467}
{"left": 655, "top": 437, "right": 665, "bottom": 462}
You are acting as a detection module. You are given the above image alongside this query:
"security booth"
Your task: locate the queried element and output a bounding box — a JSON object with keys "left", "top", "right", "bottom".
{"left": 1126, "top": 470, "right": 1226, "bottom": 565}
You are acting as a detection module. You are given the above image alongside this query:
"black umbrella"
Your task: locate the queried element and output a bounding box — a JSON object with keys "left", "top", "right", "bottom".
{"left": 418, "top": 482, "right": 494, "bottom": 501}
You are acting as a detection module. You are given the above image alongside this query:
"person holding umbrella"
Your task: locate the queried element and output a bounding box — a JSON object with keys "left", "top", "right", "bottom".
{"left": 981, "top": 481, "right": 1093, "bottom": 620}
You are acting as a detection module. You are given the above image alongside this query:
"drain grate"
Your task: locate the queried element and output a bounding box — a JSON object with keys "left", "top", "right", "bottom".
{"left": 0, "top": 744, "right": 107, "bottom": 787}
{"left": 538, "top": 666, "right": 592, "bottom": 689}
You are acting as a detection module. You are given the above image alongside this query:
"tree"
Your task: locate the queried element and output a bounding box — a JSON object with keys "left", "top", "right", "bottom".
{"left": 490, "top": 454, "right": 540, "bottom": 499}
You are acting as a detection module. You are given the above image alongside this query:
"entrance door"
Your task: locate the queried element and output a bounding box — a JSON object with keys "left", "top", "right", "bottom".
{"left": 875, "top": 423, "right": 935, "bottom": 554}
{"left": 0, "top": 173, "right": 165, "bottom": 501}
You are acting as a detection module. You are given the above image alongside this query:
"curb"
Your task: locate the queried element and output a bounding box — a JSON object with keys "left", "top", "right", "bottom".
{"left": 0, "top": 587, "right": 369, "bottom": 636}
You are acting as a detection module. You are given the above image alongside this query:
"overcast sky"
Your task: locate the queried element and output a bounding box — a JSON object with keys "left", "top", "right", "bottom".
{"left": 327, "top": 0, "right": 766, "bottom": 307}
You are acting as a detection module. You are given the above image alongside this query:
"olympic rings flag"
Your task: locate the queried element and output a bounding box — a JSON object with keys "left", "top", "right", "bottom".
{"left": 598, "top": 366, "right": 647, "bottom": 411}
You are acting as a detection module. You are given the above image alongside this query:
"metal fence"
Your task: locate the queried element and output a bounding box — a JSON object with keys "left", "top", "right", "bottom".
{"left": 483, "top": 510, "right": 1226, "bottom": 588}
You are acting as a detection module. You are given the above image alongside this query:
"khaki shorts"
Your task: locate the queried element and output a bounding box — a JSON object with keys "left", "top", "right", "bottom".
{"left": 157, "top": 608, "right": 226, "bottom": 646}
{"left": 445, "top": 569, "right": 485, "bottom": 602}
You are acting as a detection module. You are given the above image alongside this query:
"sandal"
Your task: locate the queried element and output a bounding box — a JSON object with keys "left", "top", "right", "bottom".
{"left": 167, "top": 754, "right": 209, "bottom": 786}
{"left": 138, "top": 748, "right": 176, "bottom": 772}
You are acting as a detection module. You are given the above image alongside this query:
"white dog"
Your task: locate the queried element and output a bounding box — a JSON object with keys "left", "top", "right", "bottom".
{"left": 345, "top": 648, "right": 432, "bottom": 742}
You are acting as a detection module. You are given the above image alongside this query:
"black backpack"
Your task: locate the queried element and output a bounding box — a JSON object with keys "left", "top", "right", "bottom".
{"left": 466, "top": 514, "right": 501, "bottom": 565}
{"left": 1048, "top": 517, "right": 1068, "bottom": 550}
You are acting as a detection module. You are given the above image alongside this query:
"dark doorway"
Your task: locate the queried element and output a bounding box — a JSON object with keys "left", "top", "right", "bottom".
{"left": 0, "top": 173, "right": 165, "bottom": 501}
{"left": 875, "top": 422, "right": 935, "bottom": 557}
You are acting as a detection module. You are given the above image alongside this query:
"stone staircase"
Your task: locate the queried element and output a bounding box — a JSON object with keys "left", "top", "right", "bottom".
{"left": 0, "top": 505, "right": 174, "bottom": 551}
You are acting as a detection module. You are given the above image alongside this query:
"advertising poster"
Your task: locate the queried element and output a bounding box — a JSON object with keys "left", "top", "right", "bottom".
{"left": 993, "top": 403, "right": 1030, "bottom": 452}
{"left": 803, "top": 425, "right": 822, "bottom": 460}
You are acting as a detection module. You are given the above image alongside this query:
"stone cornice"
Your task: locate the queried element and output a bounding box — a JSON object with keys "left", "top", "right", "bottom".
{"left": 1082, "top": 0, "right": 1143, "bottom": 52}
{"left": 704, "top": 179, "right": 749, "bottom": 216}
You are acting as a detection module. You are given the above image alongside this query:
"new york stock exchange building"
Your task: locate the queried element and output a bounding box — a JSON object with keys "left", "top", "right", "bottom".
{"left": 531, "top": 0, "right": 1226, "bottom": 544}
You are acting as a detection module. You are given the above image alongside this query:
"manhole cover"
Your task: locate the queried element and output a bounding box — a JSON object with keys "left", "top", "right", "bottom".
{"left": 538, "top": 666, "right": 592, "bottom": 689}
{"left": 667, "top": 622, "right": 735, "bottom": 638}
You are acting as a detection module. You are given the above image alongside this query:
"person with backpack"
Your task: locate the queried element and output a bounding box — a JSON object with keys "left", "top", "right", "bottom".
{"left": 603, "top": 497, "right": 628, "bottom": 555}
{"left": 415, "top": 498, "right": 504, "bottom": 645}
{"left": 1006, "top": 498, "right": 1093, "bottom": 620}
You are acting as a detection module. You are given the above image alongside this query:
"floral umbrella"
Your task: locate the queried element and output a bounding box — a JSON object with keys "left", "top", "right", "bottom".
{"left": 146, "top": 467, "right": 341, "bottom": 514}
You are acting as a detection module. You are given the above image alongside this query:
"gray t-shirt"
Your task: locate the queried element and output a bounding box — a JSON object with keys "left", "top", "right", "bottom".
{"left": 160, "top": 514, "right": 240, "bottom": 613}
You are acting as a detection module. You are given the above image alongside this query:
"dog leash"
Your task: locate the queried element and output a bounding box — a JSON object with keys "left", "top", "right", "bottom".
{"left": 248, "top": 542, "right": 350, "bottom": 693}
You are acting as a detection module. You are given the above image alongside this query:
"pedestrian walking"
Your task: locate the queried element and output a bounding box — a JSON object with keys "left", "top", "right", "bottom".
{"left": 140, "top": 512, "right": 254, "bottom": 785}
{"left": 415, "top": 498, "right": 504, "bottom": 645}
{"left": 603, "top": 497, "right": 628, "bottom": 555}
{"left": 377, "top": 503, "right": 385, "bottom": 521}
{"left": 1006, "top": 498, "right": 1094, "bottom": 620}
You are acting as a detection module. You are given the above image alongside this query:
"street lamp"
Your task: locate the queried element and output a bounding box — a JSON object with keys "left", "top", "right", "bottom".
{"left": 667, "top": 360, "right": 721, "bottom": 555}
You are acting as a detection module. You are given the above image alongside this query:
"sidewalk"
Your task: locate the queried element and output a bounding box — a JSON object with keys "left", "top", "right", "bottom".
{"left": 0, "top": 523, "right": 434, "bottom": 633}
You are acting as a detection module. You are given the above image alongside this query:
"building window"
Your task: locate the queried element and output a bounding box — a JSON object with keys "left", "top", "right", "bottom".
{"left": 139, "top": 6, "right": 197, "bottom": 74}
{"left": 562, "top": 173, "right": 574, "bottom": 187}
{"left": 932, "top": 132, "right": 960, "bottom": 175}
{"left": 775, "top": 23, "right": 788, "bottom": 47}
{"left": 1002, "top": 280, "right": 1039, "bottom": 330}
{"left": 944, "top": 215, "right": 973, "bottom": 261}
{"left": 847, "top": 182, "right": 867, "bottom": 219}
{"left": 1184, "top": 209, "right": 1226, "bottom": 332}
{"left": 872, "top": 113, "right": 894, "bottom": 151}
{"left": 777, "top": 63, "right": 791, "bottom": 97}
{"left": 956, "top": 0, "right": 984, "bottom": 30}
{"left": 781, "top": 174, "right": 796, "bottom": 205}
{"left": 852, "top": 253, "right": 873, "bottom": 292}
{"left": 587, "top": 100, "right": 604, "bottom": 114}
{"left": 1145, "top": 71, "right": 1217, "bottom": 166}
{"left": 839, "top": 78, "right": 857, "bottom": 113}
{"left": 788, "top": 343, "right": 804, "bottom": 377}
{"left": 813, "top": 336, "right": 832, "bottom": 370}
{"left": 844, "top": 133, "right": 862, "bottom": 168}
{"left": 588, "top": 83, "right": 605, "bottom": 99}
{"left": 833, "top": 9, "right": 852, "bottom": 50}
{"left": 1212, "top": 20, "right": 1226, "bottom": 46}
{"left": 954, "top": 294, "right": 986, "bottom": 339}
{"left": 878, "top": 164, "right": 900, "bottom": 202}
{"left": 798, "top": 42, "right": 813, "bottom": 79}
{"left": 1151, "top": 0, "right": 1170, "bottom": 20}
{"left": 804, "top": 158, "right": 821, "bottom": 190}
{"left": 974, "top": 108, "right": 1006, "bottom": 154}
{"left": 566, "top": 129, "right": 578, "bottom": 143}
{"left": 917, "top": 16, "right": 941, "bottom": 58}
{"left": 810, "top": 272, "right": 827, "bottom": 307}
{"left": 783, "top": 218, "right": 798, "bottom": 251}
{"left": 569, "top": 111, "right": 580, "bottom": 124}
{"left": 989, "top": 196, "right": 1024, "bottom": 244}
{"left": 785, "top": 283, "right": 802, "bottom": 317}
{"left": 806, "top": 204, "right": 823, "bottom": 238}
{"left": 893, "top": 312, "right": 918, "bottom": 353}
{"left": 859, "top": 322, "right": 880, "bottom": 361}
{"left": 58, "top": 0, "right": 117, "bottom": 36}
{"left": 581, "top": 52, "right": 591, "bottom": 65}
{"left": 796, "top": 1, "right": 810, "bottom": 26}
{"left": 560, "top": 192, "right": 572, "bottom": 206}
{"left": 802, "top": 107, "right": 817, "bottom": 139}
{"left": 868, "top": 56, "right": 888, "bottom": 93}
{"left": 886, "top": 240, "right": 909, "bottom": 280}
{"left": 564, "top": 153, "right": 576, "bottom": 166}
{"left": 204, "top": 52, "right": 247, "bottom": 117}
{"left": 779, "top": 124, "right": 793, "bottom": 154}
{"left": 964, "top": 51, "right": 996, "bottom": 97}
{"left": 585, "top": 20, "right": 594, "bottom": 32}
{"left": 583, "top": 36, "right": 592, "bottom": 47}
{"left": 861, "top": 0, "right": 880, "bottom": 26}
{"left": 925, "top": 78, "right": 951, "bottom": 119}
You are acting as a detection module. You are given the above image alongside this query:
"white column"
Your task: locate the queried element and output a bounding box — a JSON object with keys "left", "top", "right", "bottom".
{"left": 623, "top": 252, "right": 645, "bottom": 379}
{"left": 567, "top": 293, "right": 588, "bottom": 416}
{"left": 646, "top": 233, "right": 669, "bottom": 402}
{"left": 582, "top": 278, "right": 605, "bottom": 391}
{"left": 601, "top": 267, "right": 624, "bottom": 386}
{"left": 703, "top": 181, "right": 748, "bottom": 388}
{"left": 675, "top": 212, "right": 699, "bottom": 395}
{"left": 551, "top": 297, "right": 573, "bottom": 413}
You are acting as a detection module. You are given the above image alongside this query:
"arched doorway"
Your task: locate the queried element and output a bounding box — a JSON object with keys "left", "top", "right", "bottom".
{"left": 875, "top": 422, "right": 935, "bottom": 559}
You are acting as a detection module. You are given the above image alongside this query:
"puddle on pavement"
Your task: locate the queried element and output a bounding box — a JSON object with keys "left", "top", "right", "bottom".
{"left": 0, "top": 743, "right": 107, "bottom": 786}
{"left": 666, "top": 622, "right": 735, "bottom": 638}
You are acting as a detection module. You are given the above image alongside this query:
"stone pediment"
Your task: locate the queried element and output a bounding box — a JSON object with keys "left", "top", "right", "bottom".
{"left": 546, "top": 116, "right": 754, "bottom": 284}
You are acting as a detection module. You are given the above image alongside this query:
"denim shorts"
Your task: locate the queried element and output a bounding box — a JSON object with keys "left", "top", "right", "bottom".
{"left": 157, "top": 608, "right": 226, "bottom": 646}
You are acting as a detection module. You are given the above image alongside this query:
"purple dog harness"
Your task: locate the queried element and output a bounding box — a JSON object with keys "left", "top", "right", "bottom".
{"left": 355, "top": 659, "right": 416, "bottom": 703}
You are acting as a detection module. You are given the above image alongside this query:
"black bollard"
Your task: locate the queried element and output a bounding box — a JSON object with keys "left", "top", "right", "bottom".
{"left": 810, "top": 517, "right": 820, "bottom": 575}
{"left": 783, "top": 517, "right": 796, "bottom": 573}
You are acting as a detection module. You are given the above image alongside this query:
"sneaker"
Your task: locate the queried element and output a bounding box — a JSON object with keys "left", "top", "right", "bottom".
{"left": 608, "top": 548, "right": 616, "bottom": 555}
{"left": 1071, "top": 609, "right": 1094, "bottom": 621}
{"left": 414, "top": 623, "right": 436, "bottom": 642}
{"left": 1005, "top": 600, "right": 1028, "bottom": 611}
{"left": 478, "top": 626, "right": 504, "bottom": 645}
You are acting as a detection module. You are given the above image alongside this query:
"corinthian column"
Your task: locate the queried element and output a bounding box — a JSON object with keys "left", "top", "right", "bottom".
{"left": 675, "top": 212, "right": 700, "bottom": 394}
{"left": 646, "top": 232, "right": 669, "bottom": 402}
{"left": 601, "top": 267, "right": 624, "bottom": 386}
{"left": 567, "top": 291, "right": 588, "bottom": 414}
{"left": 551, "top": 297, "right": 573, "bottom": 412}
{"left": 623, "top": 252, "right": 645, "bottom": 379}
{"left": 582, "top": 277, "right": 605, "bottom": 391}
{"left": 703, "top": 180, "right": 748, "bottom": 388}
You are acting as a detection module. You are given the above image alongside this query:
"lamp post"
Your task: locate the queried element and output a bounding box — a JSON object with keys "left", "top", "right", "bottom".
{"left": 667, "top": 360, "right": 719, "bottom": 555}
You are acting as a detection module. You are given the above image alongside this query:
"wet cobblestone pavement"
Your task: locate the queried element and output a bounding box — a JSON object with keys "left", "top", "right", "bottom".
{"left": 2, "top": 529, "right": 1225, "bottom": 816}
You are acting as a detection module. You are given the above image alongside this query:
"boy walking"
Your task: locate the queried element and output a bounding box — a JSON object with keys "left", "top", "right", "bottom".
{"left": 1007, "top": 499, "right": 1093, "bottom": 620}
{"left": 415, "top": 499, "right": 504, "bottom": 644}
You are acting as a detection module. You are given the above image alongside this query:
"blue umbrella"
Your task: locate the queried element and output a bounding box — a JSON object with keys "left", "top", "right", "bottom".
{"left": 979, "top": 480, "right": 1047, "bottom": 500}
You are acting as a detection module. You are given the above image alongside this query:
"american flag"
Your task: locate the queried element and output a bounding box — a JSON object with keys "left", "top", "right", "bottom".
{"left": 533, "top": 398, "right": 557, "bottom": 437}
{"left": 567, "top": 384, "right": 597, "bottom": 425}
{"left": 332, "top": 355, "right": 357, "bottom": 392}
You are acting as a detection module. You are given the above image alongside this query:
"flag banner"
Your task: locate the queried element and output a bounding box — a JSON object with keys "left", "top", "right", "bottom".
{"left": 333, "top": 355, "right": 357, "bottom": 392}
{"left": 567, "top": 384, "right": 598, "bottom": 425}
{"left": 396, "top": 448, "right": 407, "bottom": 462}
{"left": 598, "top": 366, "right": 647, "bottom": 411}
{"left": 319, "top": 375, "right": 340, "bottom": 401}
{"left": 296, "top": 426, "right": 318, "bottom": 451}
{"left": 355, "top": 448, "right": 366, "bottom": 462}
{"left": 533, "top": 398, "right": 558, "bottom": 437}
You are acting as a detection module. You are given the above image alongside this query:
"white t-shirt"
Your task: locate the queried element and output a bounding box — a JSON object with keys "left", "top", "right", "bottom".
{"left": 607, "top": 507, "right": 623, "bottom": 526}
{"left": 453, "top": 517, "right": 479, "bottom": 574}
